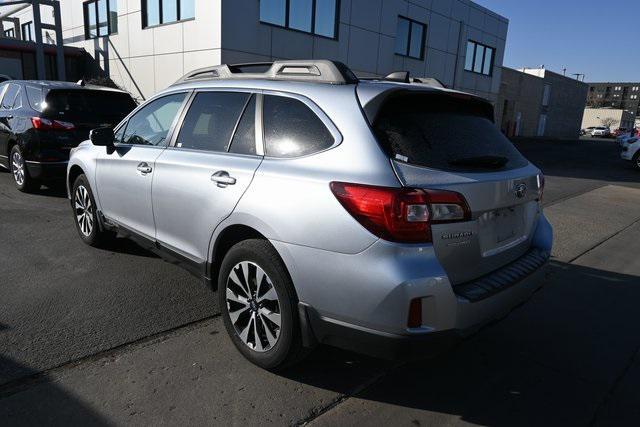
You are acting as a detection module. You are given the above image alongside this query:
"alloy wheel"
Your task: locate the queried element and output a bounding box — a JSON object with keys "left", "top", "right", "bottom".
{"left": 225, "top": 261, "right": 281, "bottom": 352}
{"left": 11, "top": 150, "right": 25, "bottom": 186}
{"left": 74, "top": 185, "right": 94, "bottom": 237}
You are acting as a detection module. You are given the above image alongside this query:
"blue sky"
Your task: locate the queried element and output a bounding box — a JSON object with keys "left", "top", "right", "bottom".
{"left": 473, "top": 0, "right": 639, "bottom": 82}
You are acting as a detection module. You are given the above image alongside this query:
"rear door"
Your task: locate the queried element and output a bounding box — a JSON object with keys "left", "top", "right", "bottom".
{"left": 96, "top": 92, "right": 188, "bottom": 239}
{"left": 370, "top": 90, "right": 544, "bottom": 284}
{"left": 152, "top": 90, "right": 262, "bottom": 263}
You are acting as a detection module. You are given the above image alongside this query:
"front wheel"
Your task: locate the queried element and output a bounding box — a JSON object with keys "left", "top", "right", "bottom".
{"left": 218, "top": 239, "right": 307, "bottom": 370}
{"left": 10, "top": 145, "right": 39, "bottom": 192}
{"left": 72, "top": 174, "right": 110, "bottom": 246}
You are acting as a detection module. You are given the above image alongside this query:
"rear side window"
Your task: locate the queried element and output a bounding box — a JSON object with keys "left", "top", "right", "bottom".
{"left": 373, "top": 93, "right": 528, "bottom": 172}
{"left": 176, "top": 92, "right": 250, "bottom": 152}
{"left": 1, "top": 84, "right": 21, "bottom": 110}
{"left": 26, "top": 86, "right": 44, "bottom": 111}
{"left": 44, "top": 89, "right": 137, "bottom": 120}
{"left": 263, "top": 95, "right": 334, "bottom": 158}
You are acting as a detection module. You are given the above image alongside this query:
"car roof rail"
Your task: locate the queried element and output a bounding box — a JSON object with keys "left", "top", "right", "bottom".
{"left": 173, "top": 60, "right": 359, "bottom": 86}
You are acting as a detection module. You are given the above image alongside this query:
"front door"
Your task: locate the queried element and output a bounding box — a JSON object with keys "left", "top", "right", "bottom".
{"left": 152, "top": 91, "right": 262, "bottom": 263}
{"left": 95, "top": 92, "right": 188, "bottom": 239}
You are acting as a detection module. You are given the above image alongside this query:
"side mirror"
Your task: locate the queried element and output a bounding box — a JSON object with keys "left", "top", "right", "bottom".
{"left": 90, "top": 127, "right": 115, "bottom": 147}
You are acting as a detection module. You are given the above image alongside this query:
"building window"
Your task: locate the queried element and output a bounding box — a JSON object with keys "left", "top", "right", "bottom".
{"left": 615, "top": 86, "right": 622, "bottom": 91}
{"left": 631, "top": 95, "right": 638, "bottom": 100}
{"left": 3, "top": 28, "right": 15, "bottom": 38}
{"left": 84, "top": 0, "right": 118, "bottom": 39}
{"left": 394, "top": 16, "right": 426, "bottom": 60}
{"left": 21, "top": 21, "right": 34, "bottom": 41}
{"left": 465, "top": 40, "right": 495, "bottom": 76}
{"left": 260, "top": 0, "right": 338, "bottom": 39}
{"left": 633, "top": 87, "right": 639, "bottom": 91}
{"left": 142, "top": 0, "right": 195, "bottom": 28}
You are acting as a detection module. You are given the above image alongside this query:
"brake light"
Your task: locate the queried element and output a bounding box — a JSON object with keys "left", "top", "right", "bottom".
{"left": 408, "top": 298, "right": 422, "bottom": 328}
{"left": 330, "top": 182, "right": 470, "bottom": 243}
{"left": 31, "top": 117, "right": 76, "bottom": 131}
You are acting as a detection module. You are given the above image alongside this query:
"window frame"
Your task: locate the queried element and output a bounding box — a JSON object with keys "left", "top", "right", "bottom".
{"left": 259, "top": 90, "right": 342, "bottom": 159}
{"left": 142, "top": 0, "right": 196, "bottom": 29}
{"left": 394, "top": 16, "right": 427, "bottom": 60}
{"left": 4, "top": 28, "right": 15, "bottom": 38}
{"left": 464, "top": 40, "right": 495, "bottom": 77}
{"left": 83, "top": 0, "right": 118, "bottom": 40}
{"left": 21, "top": 21, "right": 33, "bottom": 41}
{"left": 0, "top": 83, "right": 22, "bottom": 111}
{"left": 259, "top": 0, "right": 340, "bottom": 40}
{"left": 167, "top": 89, "right": 262, "bottom": 158}
{"left": 113, "top": 90, "right": 190, "bottom": 148}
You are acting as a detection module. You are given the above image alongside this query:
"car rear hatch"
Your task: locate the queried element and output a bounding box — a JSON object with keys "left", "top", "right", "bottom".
{"left": 33, "top": 88, "right": 137, "bottom": 154}
{"left": 361, "top": 88, "right": 544, "bottom": 285}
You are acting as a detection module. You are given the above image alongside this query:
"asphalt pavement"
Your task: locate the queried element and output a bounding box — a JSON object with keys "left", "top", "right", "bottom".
{"left": 1, "top": 137, "right": 639, "bottom": 426}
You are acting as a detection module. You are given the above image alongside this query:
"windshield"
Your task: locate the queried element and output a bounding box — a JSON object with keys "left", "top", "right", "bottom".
{"left": 372, "top": 92, "right": 528, "bottom": 172}
{"left": 44, "top": 89, "right": 137, "bottom": 122}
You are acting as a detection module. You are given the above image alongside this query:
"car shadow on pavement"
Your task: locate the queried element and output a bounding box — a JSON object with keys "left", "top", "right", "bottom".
{"left": 280, "top": 261, "right": 640, "bottom": 426}
{"left": 0, "top": 356, "right": 111, "bottom": 426}
{"left": 515, "top": 139, "right": 640, "bottom": 185}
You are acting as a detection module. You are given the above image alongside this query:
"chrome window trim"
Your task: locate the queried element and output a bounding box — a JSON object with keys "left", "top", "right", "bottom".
{"left": 259, "top": 89, "right": 343, "bottom": 160}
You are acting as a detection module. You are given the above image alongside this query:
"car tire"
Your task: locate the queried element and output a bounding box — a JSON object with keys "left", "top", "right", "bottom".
{"left": 72, "top": 174, "right": 110, "bottom": 247}
{"left": 633, "top": 152, "right": 640, "bottom": 170}
{"left": 10, "top": 145, "right": 39, "bottom": 192}
{"left": 218, "top": 239, "right": 307, "bottom": 370}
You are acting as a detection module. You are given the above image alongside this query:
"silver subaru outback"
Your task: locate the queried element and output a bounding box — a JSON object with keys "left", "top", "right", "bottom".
{"left": 67, "top": 60, "right": 552, "bottom": 370}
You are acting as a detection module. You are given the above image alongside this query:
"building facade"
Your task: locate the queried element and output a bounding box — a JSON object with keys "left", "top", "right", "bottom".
{"left": 2, "top": 0, "right": 508, "bottom": 102}
{"left": 586, "top": 83, "right": 640, "bottom": 119}
{"left": 581, "top": 108, "right": 635, "bottom": 132}
{"left": 496, "top": 67, "right": 588, "bottom": 139}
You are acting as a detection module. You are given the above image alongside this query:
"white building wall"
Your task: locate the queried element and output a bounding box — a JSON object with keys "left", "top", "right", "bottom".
{"left": 59, "top": 0, "right": 221, "bottom": 100}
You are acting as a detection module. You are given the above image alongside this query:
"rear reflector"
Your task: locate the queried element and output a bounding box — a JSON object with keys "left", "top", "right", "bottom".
{"left": 330, "top": 182, "right": 470, "bottom": 243}
{"left": 408, "top": 298, "right": 422, "bottom": 328}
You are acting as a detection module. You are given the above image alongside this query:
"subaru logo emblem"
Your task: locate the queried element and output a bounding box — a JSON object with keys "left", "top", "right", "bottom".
{"left": 514, "top": 183, "right": 527, "bottom": 199}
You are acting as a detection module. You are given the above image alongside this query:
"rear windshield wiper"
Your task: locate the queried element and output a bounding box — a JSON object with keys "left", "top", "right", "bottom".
{"left": 448, "top": 155, "right": 508, "bottom": 169}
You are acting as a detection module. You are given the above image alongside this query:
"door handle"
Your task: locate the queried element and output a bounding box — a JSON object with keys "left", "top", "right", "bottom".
{"left": 211, "top": 170, "right": 236, "bottom": 187}
{"left": 137, "top": 162, "right": 152, "bottom": 174}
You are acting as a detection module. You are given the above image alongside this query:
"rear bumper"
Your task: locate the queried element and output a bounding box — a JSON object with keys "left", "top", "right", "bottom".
{"left": 25, "top": 160, "right": 68, "bottom": 181}
{"left": 277, "top": 214, "right": 553, "bottom": 359}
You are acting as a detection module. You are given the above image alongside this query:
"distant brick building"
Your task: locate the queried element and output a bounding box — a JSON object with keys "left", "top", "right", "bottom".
{"left": 586, "top": 83, "right": 640, "bottom": 119}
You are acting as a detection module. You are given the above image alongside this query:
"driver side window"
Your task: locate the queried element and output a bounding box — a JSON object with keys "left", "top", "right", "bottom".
{"left": 121, "top": 93, "right": 186, "bottom": 146}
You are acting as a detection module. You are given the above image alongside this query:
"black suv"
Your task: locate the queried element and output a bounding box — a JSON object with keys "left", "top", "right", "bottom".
{"left": 0, "top": 81, "right": 137, "bottom": 192}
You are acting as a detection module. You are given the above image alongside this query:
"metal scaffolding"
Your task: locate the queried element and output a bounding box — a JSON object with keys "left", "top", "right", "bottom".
{"left": 0, "top": 0, "right": 65, "bottom": 80}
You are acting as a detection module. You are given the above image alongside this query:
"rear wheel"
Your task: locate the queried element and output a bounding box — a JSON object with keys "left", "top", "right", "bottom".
{"left": 218, "top": 239, "right": 306, "bottom": 370}
{"left": 72, "top": 174, "right": 110, "bottom": 246}
{"left": 633, "top": 152, "right": 640, "bottom": 170}
{"left": 10, "top": 145, "right": 39, "bottom": 192}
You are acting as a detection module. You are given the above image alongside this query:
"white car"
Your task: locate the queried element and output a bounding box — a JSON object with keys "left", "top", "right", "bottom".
{"left": 621, "top": 137, "right": 640, "bottom": 169}
{"left": 592, "top": 127, "right": 611, "bottom": 137}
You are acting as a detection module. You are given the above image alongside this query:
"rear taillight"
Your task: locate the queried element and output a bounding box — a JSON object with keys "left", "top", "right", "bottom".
{"left": 330, "top": 182, "right": 470, "bottom": 243}
{"left": 407, "top": 298, "right": 422, "bottom": 328}
{"left": 31, "top": 117, "right": 76, "bottom": 131}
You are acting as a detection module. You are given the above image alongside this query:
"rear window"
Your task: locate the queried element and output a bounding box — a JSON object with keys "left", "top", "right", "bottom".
{"left": 373, "top": 93, "right": 528, "bottom": 172}
{"left": 44, "top": 89, "right": 137, "bottom": 121}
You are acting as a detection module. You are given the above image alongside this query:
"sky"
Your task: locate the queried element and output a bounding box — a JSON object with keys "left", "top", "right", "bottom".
{"left": 473, "top": 0, "right": 640, "bottom": 83}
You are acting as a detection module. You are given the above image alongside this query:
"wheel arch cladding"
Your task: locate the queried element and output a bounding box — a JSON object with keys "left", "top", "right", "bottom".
{"left": 68, "top": 165, "right": 85, "bottom": 194}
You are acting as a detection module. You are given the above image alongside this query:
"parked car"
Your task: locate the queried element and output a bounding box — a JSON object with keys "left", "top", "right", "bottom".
{"left": 613, "top": 128, "right": 630, "bottom": 137}
{"left": 591, "top": 127, "right": 611, "bottom": 137}
{"left": 621, "top": 136, "right": 640, "bottom": 169}
{"left": 0, "top": 80, "right": 137, "bottom": 192}
{"left": 67, "top": 60, "right": 553, "bottom": 369}
{"left": 581, "top": 127, "right": 595, "bottom": 136}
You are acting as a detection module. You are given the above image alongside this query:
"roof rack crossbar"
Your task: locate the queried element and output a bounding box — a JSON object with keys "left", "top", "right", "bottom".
{"left": 173, "top": 60, "right": 358, "bottom": 86}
